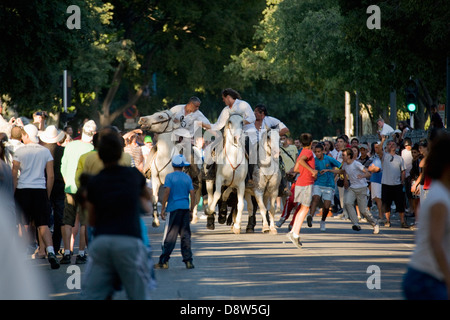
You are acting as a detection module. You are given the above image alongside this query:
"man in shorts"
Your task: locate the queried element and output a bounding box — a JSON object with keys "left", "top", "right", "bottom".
{"left": 12, "top": 124, "right": 60, "bottom": 269}
{"left": 60, "top": 120, "right": 97, "bottom": 264}
{"left": 286, "top": 133, "right": 317, "bottom": 248}
{"left": 307, "top": 143, "right": 341, "bottom": 232}
{"left": 376, "top": 137, "right": 407, "bottom": 228}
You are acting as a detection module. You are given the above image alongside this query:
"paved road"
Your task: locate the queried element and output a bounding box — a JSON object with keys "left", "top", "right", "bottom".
{"left": 28, "top": 209, "right": 416, "bottom": 301}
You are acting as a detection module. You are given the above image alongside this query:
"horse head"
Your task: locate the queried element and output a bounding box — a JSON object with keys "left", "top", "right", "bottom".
{"left": 138, "top": 110, "right": 177, "bottom": 133}
{"left": 259, "top": 126, "right": 280, "bottom": 167}
{"left": 225, "top": 113, "right": 244, "bottom": 146}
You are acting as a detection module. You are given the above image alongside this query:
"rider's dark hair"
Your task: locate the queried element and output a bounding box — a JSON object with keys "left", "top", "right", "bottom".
{"left": 254, "top": 104, "right": 268, "bottom": 116}
{"left": 222, "top": 88, "right": 241, "bottom": 100}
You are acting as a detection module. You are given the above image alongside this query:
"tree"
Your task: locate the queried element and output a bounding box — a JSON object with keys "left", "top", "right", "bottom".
{"left": 0, "top": 0, "right": 113, "bottom": 117}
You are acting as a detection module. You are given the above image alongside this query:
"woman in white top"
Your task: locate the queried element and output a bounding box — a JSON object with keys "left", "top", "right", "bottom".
{"left": 402, "top": 133, "right": 450, "bottom": 300}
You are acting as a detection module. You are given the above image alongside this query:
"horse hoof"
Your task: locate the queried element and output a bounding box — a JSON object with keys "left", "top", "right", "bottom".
{"left": 218, "top": 213, "right": 227, "bottom": 224}
{"left": 269, "top": 228, "right": 278, "bottom": 235}
{"left": 232, "top": 226, "right": 241, "bottom": 234}
{"left": 191, "top": 215, "right": 198, "bottom": 224}
{"left": 246, "top": 227, "right": 254, "bottom": 233}
{"left": 206, "top": 216, "right": 215, "bottom": 230}
{"left": 152, "top": 220, "right": 160, "bottom": 228}
{"left": 262, "top": 225, "right": 270, "bottom": 233}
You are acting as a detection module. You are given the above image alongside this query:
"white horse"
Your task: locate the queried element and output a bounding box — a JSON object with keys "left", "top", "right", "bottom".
{"left": 244, "top": 128, "right": 281, "bottom": 234}
{"left": 206, "top": 113, "right": 248, "bottom": 234}
{"left": 138, "top": 110, "right": 177, "bottom": 227}
{"left": 138, "top": 110, "right": 203, "bottom": 228}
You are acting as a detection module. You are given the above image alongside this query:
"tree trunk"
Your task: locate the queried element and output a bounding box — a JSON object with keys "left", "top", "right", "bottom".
{"left": 97, "top": 47, "right": 157, "bottom": 128}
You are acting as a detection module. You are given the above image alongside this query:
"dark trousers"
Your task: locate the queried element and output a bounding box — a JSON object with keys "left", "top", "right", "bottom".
{"left": 160, "top": 209, "right": 192, "bottom": 264}
{"left": 50, "top": 196, "right": 65, "bottom": 253}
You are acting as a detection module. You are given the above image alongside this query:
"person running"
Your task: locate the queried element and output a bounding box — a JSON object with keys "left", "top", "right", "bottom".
{"left": 154, "top": 154, "right": 195, "bottom": 269}
{"left": 339, "top": 148, "right": 379, "bottom": 233}
{"left": 286, "top": 133, "right": 317, "bottom": 248}
{"left": 307, "top": 143, "right": 341, "bottom": 232}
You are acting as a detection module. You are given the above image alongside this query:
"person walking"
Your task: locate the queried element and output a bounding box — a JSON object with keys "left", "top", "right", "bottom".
{"left": 376, "top": 137, "right": 408, "bottom": 228}
{"left": 60, "top": 120, "right": 96, "bottom": 264}
{"left": 154, "top": 154, "right": 195, "bottom": 269}
{"left": 12, "top": 124, "right": 60, "bottom": 269}
{"left": 82, "top": 129, "right": 152, "bottom": 300}
{"left": 402, "top": 133, "right": 450, "bottom": 300}
{"left": 39, "top": 125, "right": 66, "bottom": 256}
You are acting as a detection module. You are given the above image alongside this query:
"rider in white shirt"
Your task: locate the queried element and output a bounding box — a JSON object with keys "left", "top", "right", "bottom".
{"left": 204, "top": 88, "right": 257, "bottom": 186}
{"left": 170, "top": 96, "right": 211, "bottom": 138}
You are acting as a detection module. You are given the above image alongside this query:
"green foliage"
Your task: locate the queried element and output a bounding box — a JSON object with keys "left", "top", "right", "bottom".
{"left": 0, "top": 0, "right": 113, "bottom": 116}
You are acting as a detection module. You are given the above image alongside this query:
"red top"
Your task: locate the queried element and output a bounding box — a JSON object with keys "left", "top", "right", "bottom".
{"left": 423, "top": 175, "right": 432, "bottom": 190}
{"left": 295, "top": 148, "right": 315, "bottom": 187}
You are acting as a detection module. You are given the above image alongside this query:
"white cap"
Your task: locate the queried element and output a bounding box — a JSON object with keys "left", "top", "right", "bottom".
{"left": 23, "top": 124, "right": 39, "bottom": 143}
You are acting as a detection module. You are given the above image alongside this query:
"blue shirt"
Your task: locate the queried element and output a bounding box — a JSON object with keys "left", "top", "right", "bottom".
{"left": 314, "top": 155, "right": 341, "bottom": 188}
{"left": 164, "top": 171, "right": 194, "bottom": 212}
{"left": 369, "top": 156, "right": 382, "bottom": 184}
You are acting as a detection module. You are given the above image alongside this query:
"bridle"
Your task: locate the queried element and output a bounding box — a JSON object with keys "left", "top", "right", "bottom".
{"left": 146, "top": 110, "right": 175, "bottom": 134}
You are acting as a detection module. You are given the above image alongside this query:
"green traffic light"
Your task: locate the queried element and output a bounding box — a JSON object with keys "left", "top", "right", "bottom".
{"left": 407, "top": 103, "right": 417, "bottom": 113}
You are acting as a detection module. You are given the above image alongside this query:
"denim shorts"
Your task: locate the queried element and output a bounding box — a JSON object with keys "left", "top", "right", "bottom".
{"left": 402, "top": 267, "right": 448, "bottom": 300}
{"left": 312, "top": 185, "right": 334, "bottom": 202}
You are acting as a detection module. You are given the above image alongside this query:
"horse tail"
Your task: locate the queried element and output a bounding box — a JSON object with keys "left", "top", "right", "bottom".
{"left": 222, "top": 186, "right": 234, "bottom": 202}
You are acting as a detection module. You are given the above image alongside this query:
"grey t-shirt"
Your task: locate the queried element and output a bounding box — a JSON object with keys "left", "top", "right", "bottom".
{"left": 381, "top": 152, "right": 405, "bottom": 185}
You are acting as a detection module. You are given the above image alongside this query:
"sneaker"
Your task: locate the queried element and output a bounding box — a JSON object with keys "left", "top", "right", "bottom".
{"left": 306, "top": 214, "right": 313, "bottom": 228}
{"left": 276, "top": 217, "right": 286, "bottom": 228}
{"left": 373, "top": 224, "right": 380, "bottom": 234}
{"left": 154, "top": 261, "right": 169, "bottom": 269}
{"left": 320, "top": 221, "right": 326, "bottom": 232}
{"left": 352, "top": 225, "right": 361, "bottom": 231}
{"left": 60, "top": 253, "right": 72, "bottom": 264}
{"left": 75, "top": 254, "right": 87, "bottom": 264}
{"left": 185, "top": 261, "right": 195, "bottom": 269}
{"left": 48, "top": 253, "right": 60, "bottom": 269}
{"left": 401, "top": 221, "right": 410, "bottom": 229}
{"left": 286, "top": 232, "right": 302, "bottom": 249}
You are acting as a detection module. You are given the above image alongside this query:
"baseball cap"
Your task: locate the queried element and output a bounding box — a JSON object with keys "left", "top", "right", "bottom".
{"left": 171, "top": 154, "right": 190, "bottom": 168}
{"left": 358, "top": 143, "right": 369, "bottom": 150}
{"left": 23, "top": 124, "right": 39, "bottom": 143}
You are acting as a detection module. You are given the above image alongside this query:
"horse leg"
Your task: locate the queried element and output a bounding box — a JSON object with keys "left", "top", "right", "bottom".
{"left": 245, "top": 192, "right": 255, "bottom": 233}
{"left": 151, "top": 179, "right": 160, "bottom": 228}
{"left": 254, "top": 190, "right": 270, "bottom": 233}
{"left": 204, "top": 180, "right": 216, "bottom": 230}
{"left": 208, "top": 180, "right": 223, "bottom": 230}
{"left": 268, "top": 194, "right": 278, "bottom": 234}
{"left": 232, "top": 184, "right": 246, "bottom": 234}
